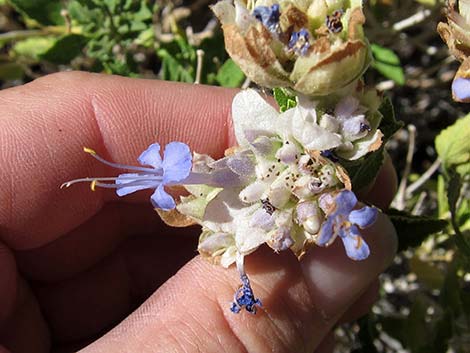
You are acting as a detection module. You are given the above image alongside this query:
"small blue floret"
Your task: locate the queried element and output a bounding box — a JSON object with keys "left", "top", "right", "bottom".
{"left": 317, "top": 190, "right": 378, "bottom": 261}
{"left": 231, "top": 275, "right": 262, "bottom": 314}
{"left": 253, "top": 4, "right": 280, "bottom": 33}
{"left": 452, "top": 77, "right": 470, "bottom": 102}
{"left": 288, "top": 29, "right": 311, "bottom": 56}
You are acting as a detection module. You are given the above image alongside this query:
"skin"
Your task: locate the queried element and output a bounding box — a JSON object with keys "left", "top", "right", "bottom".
{"left": 0, "top": 72, "right": 397, "bottom": 353}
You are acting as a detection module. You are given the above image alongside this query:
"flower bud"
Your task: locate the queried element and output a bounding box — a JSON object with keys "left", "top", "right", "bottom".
{"left": 296, "top": 201, "right": 323, "bottom": 235}
{"left": 267, "top": 226, "right": 294, "bottom": 251}
{"left": 212, "top": 0, "right": 371, "bottom": 96}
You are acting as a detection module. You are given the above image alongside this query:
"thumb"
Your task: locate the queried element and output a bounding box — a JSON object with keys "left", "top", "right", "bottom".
{"left": 82, "top": 212, "right": 396, "bottom": 353}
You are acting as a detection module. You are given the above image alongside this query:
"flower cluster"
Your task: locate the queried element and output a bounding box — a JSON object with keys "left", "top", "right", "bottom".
{"left": 63, "top": 88, "right": 381, "bottom": 314}
{"left": 175, "top": 89, "right": 380, "bottom": 273}
{"left": 212, "top": 0, "right": 370, "bottom": 96}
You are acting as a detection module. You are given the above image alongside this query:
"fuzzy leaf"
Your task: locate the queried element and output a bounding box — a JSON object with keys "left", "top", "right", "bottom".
{"left": 435, "top": 114, "right": 470, "bottom": 176}
{"left": 447, "top": 170, "right": 470, "bottom": 263}
{"left": 378, "top": 96, "right": 403, "bottom": 140}
{"left": 386, "top": 209, "right": 448, "bottom": 252}
{"left": 341, "top": 146, "right": 385, "bottom": 192}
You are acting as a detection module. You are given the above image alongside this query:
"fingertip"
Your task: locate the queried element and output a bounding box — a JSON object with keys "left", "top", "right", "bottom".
{"left": 300, "top": 211, "right": 396, "bottom": 321}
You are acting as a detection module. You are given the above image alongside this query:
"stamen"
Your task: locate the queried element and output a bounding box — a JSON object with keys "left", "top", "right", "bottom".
{"left": 83, "top": 147, "right": 97, "bottom": 155}
{"left": 90, "top": 179, "right": 97, "bottom": 191}
{"left": 355, "top": 235, "right": 363, "bottom": 249}
{"left": 326, "top": 9, "right": 344, "bottom": 33}
{"left": 261, "top": 198, "right": 276, "bottom": 215}
{"left": 83, "top": 146, "right": 159, "bottom": 174}
{"left": 359, "top": 123, "right": 371, "bottom": 132}
{"left": 60, "top": 176, "right": 163, "bottom": 189}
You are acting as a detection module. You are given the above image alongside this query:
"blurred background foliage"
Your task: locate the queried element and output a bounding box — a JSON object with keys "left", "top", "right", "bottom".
{"left": 0, "top": 0, "right": 469, "bottom": 352}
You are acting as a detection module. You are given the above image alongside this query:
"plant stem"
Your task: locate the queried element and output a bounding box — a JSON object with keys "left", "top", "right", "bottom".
{"left": 393, "top": 125, "right": 416, "bottom": 210}
{"left": 406, "top": 159, "right": 441, "bottom": 197}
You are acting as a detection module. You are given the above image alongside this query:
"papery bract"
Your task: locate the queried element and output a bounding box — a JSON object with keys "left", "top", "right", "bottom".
{"left": 212, "top": 0, "right": 371, "bottom": 96}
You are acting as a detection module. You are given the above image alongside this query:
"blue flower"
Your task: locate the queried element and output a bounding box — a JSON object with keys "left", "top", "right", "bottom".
{"left": 288, "top": 29, "right": 311, "bottom": 56}
{"left": 317, "top": 190, "right": 378, "bottom": 260}
{"left": 253, "top": 4, "right": 280, "bottom": 33}
{"left": 452, "top": 77, "right": 470, "bottom": 102}
{"left": 230, "top": 274, "right": 262, "bottom": 314}
{"left": 62, "top": 142, "right": 192, "bottom": 211}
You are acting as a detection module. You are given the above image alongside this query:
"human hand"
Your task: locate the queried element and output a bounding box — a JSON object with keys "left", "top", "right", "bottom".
{"left": 0, "top": 72, "right": 397, "bottom": 353}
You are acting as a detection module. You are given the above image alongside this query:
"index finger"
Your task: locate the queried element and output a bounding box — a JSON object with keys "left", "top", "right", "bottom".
{"left": 0, "top": 72, "right": 237, "bottom": 250}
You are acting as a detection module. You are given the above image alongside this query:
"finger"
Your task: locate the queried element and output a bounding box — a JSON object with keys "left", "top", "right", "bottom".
{"left": 0, "top": 278, "right": 50, "bottom": 353}
{"left": 0, "top": 72, "right": 237, "bottom": 250}
{"left": 0, "top": 242, "right": 16, "bottom": 327}
{"left": 315, "top": 332, "right": 335, "bottom": 353}
{"left": 81, "top": 212, "right": 396, "bottom": 353}
{"left": 15, "top": 203, "right": 162, "bottom": 282}
{"left": 31, "top": 231, "right": 198, "bottom": 344}
{"left": 337, "top": 279, "right": 380, "bottom": 324}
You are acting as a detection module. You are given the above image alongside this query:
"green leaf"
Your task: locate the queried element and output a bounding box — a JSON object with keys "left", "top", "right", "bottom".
{"left": 9, "top": 0, "right": 64, "bottom": 25}
{"left": 273, "top": 87, "right": 297, "bottom": 112}
{"left": 435, "top": 114, "right": 470, "bottom": 176}
{"left": 447, "top": 170, "right": 470, "bottom": 263}
{"left": 215, "top": 59, "right": 245, "bottom": 88}
{"left": 386, "top": 209, "right": 448, "bottom": 252}
{"left": 39, "top": 34, "right": 87, "bottom": 64}
{"left": 157, "top": 47, "right": 194, "bottom": 83}
{"left": 378, "top": 96, "right": 403, "bottom": 141}
{"left": 343, "top": 147, "right": 385, "bottom": 192}
{"left": 12, "top": 37, "right": 57, "bottom": 61}
{"left": 371, "top": 44, "right": 405, "bottom": 85}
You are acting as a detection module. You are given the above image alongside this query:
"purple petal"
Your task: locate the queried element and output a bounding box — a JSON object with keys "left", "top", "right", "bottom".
{"left": 162, "top": 142, "right": 192, "bottom": 184}
{"left": 340, "top": 225, "right": 370, "bottom": 260}
{"left": 341, "top": 115, "right": 367, "bottom": 136}
{"left": 137, "top": 143, "right": 162, "bottom": 169}
{"left": 349, "top": 206, "right": 378, "bottom": 229}
{"left": 226, "top": 154, "right": 255, "bottom": 177}
{"left": 150, "top": 184, "right": 175, "bottom": 210}
{"left": 316, "top": 217, "right": 335, "bottom": 246}
{"left": 333, "top": 190, "right": 358, "bottom": 215}
{"left": 250, "top": 135, "right": 275, "bottom": 155}
{"left": 452, "top": 77, "right": 470, "bottom": 101}
{"left": 116, "top": 173, "right": 156, "bottom": 196}
{"left": 210, "top": 168, "right": 245, "bottom": 187}
{"left": 334, "top": 96, "right": 359, "bottom": 121}
{"left": 250, "top": 209, "right": 274, "bottom": 230}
